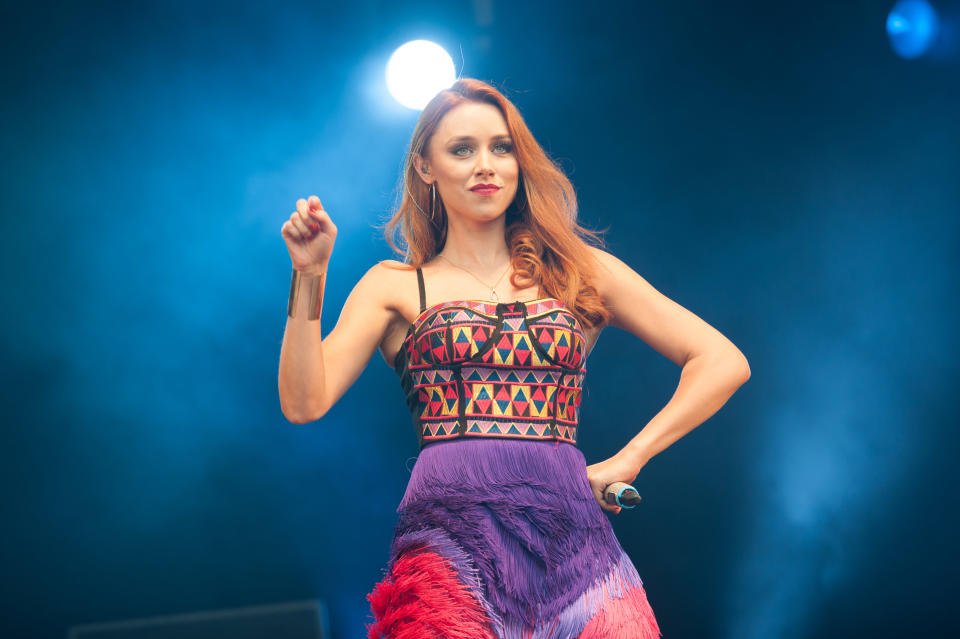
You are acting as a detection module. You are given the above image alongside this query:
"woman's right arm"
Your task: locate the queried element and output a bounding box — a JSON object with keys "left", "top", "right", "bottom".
{"left": 277, "top": 195, "right": 396, "bottom": 423}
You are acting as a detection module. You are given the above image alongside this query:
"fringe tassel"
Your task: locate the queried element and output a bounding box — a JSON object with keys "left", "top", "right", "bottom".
{"left": 387, "top": 527, "right": 504, "bottom": 631}
{"left": 367, "top": 531, "right": 663, "bottom": 639}
{"left": 379, "top": 439, "right": 663, "bottom": 638}
{"left": 572, "top": 547, "right": 661, "bottom": 638}
{"left": 395, "top": 439, "right": 626, "bottom": 627}
{"left": 491, "top": 547, "right": 661, "bottom": 639}
{"left": 365, "top": 549, "right": 498, "bottom": 639}
{"left": 576, "top": 585, "right": 662, "bottom": 639}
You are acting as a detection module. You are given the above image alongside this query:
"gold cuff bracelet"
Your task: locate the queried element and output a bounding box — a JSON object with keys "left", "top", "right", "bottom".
{"left": 288, "top": 268, "right": 324, "bottom": 320}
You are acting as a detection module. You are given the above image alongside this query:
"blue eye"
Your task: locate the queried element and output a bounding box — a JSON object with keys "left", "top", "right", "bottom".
{"left": 452, "top": 142, "right": 513, "bottom": 156}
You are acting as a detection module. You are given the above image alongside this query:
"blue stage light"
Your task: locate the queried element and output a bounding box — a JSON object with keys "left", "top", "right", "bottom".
{"left": 887, "top": 0, "right": 940, "bottom": 59}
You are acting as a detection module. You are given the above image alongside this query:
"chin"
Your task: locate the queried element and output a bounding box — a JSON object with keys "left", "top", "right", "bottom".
{"left": 458, "top": 208, "right": 509, "bottom": 223}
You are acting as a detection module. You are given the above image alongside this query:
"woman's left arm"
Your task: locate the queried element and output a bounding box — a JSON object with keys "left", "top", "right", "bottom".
{"left": 588, "top": 246, "right": 751, "bottom": 478}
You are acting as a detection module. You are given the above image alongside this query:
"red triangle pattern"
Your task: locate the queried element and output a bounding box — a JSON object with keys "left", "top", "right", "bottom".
{"left": 401, "top": 299, "right": 588, "bottom": 447}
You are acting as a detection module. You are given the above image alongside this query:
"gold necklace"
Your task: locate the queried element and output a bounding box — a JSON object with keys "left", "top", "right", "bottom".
{"left": 438, "top": 253, "right": 511, "bottom": 301}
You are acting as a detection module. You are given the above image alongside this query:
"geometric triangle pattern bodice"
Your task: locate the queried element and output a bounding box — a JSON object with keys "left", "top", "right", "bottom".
{"left": 394, "top": 268, "right": 588, "bottom": 450}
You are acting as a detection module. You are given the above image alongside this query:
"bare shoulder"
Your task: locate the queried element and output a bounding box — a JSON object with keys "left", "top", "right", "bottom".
{"left": 585, "top": 245, "right": 624, "bottom": 298}
{"left": 376, "top": 258, "right": 412, "bottom": 272}
{"left": 370, "top": 259, "right": 415, "bottom": 311}
{"left": 360, "top": 259, "right": 428, "bottom": 335}
{"left": 366, "top": 259, "right": 422, "bottom": 362}
{"left": 584, "top": 245, "right": 663, "bottom": 324}
{"left": 372, "top": 258, "right": 412, "bottom": 276}
{"left": 331, "top": 259, "right": 402, "bottom": 321}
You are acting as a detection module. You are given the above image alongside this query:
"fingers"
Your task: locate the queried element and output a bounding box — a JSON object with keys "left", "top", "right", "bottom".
{"left": 281, "top": 218, "right": 303, "bottom": 242}
{"left": 287, "top": 196, "right": 323, "bottom": 239}
{"left": 294, "top": 198, "right": 315, "bottom": 233}
{"left": 592, "top": 485, "right": 622, "bottom": 515}
{"left": 604, "top": 501, "right": 622, "bottom": 514}
{"left": 282, "top": 195, "right": 338, "bottom": 252}
{"left": 290, "top": 209, "right": 312, "bottom": 238}
{"left": 297, "top": 195, "right": 335, "bottom": 234}
{"left": 297, "top": 195, "right": 324, "bottom": 222}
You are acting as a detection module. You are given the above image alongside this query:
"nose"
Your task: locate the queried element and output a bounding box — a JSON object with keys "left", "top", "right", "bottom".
{"left": 475, "top": 148, "right": 495, "bottom": 177}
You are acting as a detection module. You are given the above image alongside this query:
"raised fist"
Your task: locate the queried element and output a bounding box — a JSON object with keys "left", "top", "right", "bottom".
{"left": 281, "top": 195, "right": 337, "bottom": 272}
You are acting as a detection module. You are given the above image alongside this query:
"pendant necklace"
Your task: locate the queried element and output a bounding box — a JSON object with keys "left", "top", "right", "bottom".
{"left": 437, "top": 254, "right": 511, "bottom": 302}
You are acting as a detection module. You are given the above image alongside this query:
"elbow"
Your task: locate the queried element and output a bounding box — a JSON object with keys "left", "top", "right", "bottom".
{"left": 732, "top": 354, "right": 751, "bottom": 384}
{"left": 278, "top": 379, "right": 328, "bottom": 424}
{"left": 706, "top": 350, "right": 750, "bottom": 385}
{"left": 282, "top": 410, "right": 308, "bottom": 425}
{"left": 280, "top": 401, "right": 327, "bottom": 425}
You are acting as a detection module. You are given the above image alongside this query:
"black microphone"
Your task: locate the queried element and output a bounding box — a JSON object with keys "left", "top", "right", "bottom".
{"left": 603, "top": 482, "right": 642, "bottom": 509}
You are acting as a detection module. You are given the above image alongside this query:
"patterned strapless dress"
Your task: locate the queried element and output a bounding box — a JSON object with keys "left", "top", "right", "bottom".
{"left": 365, "top": 267, "right": 662, "bottom": 639}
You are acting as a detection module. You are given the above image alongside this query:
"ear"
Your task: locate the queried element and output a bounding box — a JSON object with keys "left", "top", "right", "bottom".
{"left": 413, "top": 155, "right": 434, "bottom": 185}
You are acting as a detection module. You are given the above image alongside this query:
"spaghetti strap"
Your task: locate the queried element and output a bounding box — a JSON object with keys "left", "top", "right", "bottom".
{"left": 416, "top": 267, "right": 426, "bottom": 313}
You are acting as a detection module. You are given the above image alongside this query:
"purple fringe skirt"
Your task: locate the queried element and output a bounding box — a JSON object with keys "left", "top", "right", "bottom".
{"left": 366, "top": 439, "right": 662, "bottom": 638}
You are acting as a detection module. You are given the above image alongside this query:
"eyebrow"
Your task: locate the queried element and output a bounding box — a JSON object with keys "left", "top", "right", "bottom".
{"left": 445, "top": 134, "right": 512, "bottom": 144}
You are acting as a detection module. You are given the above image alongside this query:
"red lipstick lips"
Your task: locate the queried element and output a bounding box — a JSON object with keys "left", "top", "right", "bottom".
{"left": 470, "top": 183, "right": 500, "bottom": 195}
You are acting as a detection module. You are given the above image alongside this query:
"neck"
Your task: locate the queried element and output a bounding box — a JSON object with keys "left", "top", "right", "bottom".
{"left": 438, "top": 214, "right": 510, "bottom": 273}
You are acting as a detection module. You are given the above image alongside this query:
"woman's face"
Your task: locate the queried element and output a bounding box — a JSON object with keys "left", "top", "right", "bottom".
{"left": 415, "top": 101, "right": 520, "bottom": 224}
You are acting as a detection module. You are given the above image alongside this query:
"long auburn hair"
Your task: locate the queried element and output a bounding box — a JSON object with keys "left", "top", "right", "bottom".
{"left": 380, "top": 78, "right": 610, "bottom": 330}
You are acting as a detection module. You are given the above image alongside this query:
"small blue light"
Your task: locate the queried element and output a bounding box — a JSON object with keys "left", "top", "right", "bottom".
{"left": 887, "top": 0, "right": 940, "bottom": 59}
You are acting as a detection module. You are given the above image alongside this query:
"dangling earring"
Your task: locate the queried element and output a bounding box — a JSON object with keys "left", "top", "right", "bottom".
{"left": 430, "top": 182, "right": 438, "bottom": 223}
{"left": 515, "top": 177, "right": 527, "bottom": 212}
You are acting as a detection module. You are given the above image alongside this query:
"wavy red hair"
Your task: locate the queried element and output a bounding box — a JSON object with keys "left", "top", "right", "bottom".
{"left": 379, "top": 78, "right": 610, "bottom": 330}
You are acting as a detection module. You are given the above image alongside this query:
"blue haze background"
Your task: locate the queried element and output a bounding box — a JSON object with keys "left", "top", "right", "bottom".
{"left": 2, "top": 0, "right": 958, "bottom": 637}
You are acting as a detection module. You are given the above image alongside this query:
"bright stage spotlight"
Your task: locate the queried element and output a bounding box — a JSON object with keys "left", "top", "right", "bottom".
{"left": 887, "top": 0, "right": 940, "bottom": 59}
{"left": 385, "top": 40, "right": 456, "bottom": 110}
